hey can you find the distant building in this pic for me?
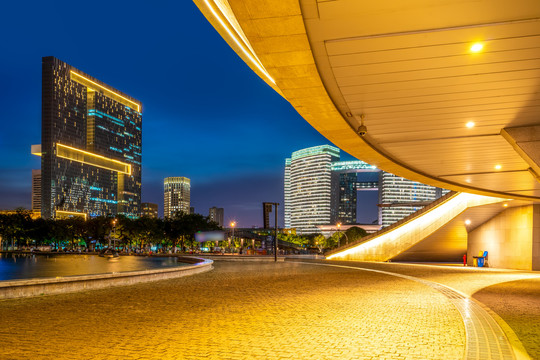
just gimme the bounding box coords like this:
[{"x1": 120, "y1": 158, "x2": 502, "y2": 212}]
[
  {"x1": 263, "y1": 202, "x2": 273, "y2": 229},
  {"x1": 37, "y1": 56, "x2": 142, "y2": 219},
  {"x1": 284, "y1": 145, "x2": 340, "y2": 234},
  {"x1": 141, "y1": 202, "x2": 158, "y2": 218},
  {"x1": 209, "y1": 207, "x2": 224, "y2": 227},
  {"x1": 31, "y1": 169, "x2": 41, "y2": 215},
  {"x1": 164, "y1": 177, "x2": 190, "y2": 218},
  {"x1": 285, "y1": 145, "x2": 446, "y2": 233},
  {"x1": 378, "y1": 172, "x2": 448, "y2": 227}
]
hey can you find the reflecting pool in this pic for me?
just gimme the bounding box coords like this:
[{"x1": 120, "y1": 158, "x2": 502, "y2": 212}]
[{"x1": 0, "y1": 253, "x2": 188, "y2": 281}]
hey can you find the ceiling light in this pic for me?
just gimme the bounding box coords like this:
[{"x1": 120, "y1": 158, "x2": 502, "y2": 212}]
[
  {"x1": 470, "y1": 43, "x2": 483, "y2": 53},
  {"x1": 503, "y1": 203, "x2": 508, "y2": 207},
  {"x1": 495, "y1": 164, "x2": 502, "y2": 170},
  {"x1": 465, "y1": 219, "x2": 471, "y2": 225},
  {"x1": 466, "y1": 121, "x2": 475, "y2": 128}
]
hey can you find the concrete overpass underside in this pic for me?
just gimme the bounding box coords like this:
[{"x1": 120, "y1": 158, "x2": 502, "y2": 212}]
[{"x1": 194, "y1": 0, "x2": 540, "y2": 269}]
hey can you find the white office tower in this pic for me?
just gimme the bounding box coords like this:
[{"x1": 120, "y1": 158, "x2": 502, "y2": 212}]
[
  {"x1": 379, "y1": 172, "x2": 442, "y2": 227},
  {"x1": 285, "y1": 145, "x2": 340, "y2": 234}
]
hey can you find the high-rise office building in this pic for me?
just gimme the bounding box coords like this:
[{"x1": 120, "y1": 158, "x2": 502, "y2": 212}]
[
  {"x1": 283, "y1": 158, "x2": 291, "y2": 228},
  {"x1": 285, "y1": 145, "x2": 445, "y2": 232},
  {"x1": 141, "y1": 202, "x2": 158, "y2": 219},
  {"x1": 164, "y1": 177, "x2": 190, "y2": 218},
  {"x1": 331, "y1": 161, "x2": 378, "y2": 225},
  {"x1": 31, "y1": 169, "x2": 42, "y2": 215},
  {"x1": 378, "y1": 172, "x2": 445, "y2": 227},
  {"x1": 209, "y1": 207, "x2": 224, "y2": 227},
  {"x1": 284, "y1": 145, "x2": 340, "y2": 234},
  {"x1": 39, "y1": 57, "x2": 142, "y2": 219}
]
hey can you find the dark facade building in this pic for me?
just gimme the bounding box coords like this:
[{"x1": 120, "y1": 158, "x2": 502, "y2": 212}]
[
  {"x1": 41, "y1": 57, "x2": 142, "y2": 219},
  {"x1": 141, "y1": 202, "x2": 158, "y2": 219},
  {"x1": 209, "y1": 206, "x2": 224, "y2": 227},
  {"x1": 31, "y1": 169, "x2": 42, "y2": 215}
]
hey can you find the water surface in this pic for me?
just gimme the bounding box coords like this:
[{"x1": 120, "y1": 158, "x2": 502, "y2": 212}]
[{"x1": 0, "y1": 253, "x2": 188, "y2": 281}]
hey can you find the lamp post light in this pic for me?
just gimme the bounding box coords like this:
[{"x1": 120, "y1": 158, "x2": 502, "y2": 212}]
[
  {"x1": 336, "y1": 222, "x2": 341, "y2": 248},
  {"x1": 109, "y1": 218, "x2": 117, "y2": 249},
  {"x1": 230, "y1": 221, "x2": 236, "y2": 253}
]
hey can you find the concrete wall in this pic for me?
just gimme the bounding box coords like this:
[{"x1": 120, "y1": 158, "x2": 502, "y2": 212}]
[{"x1": 468, "y1": 205, "x2": 540, "y2": 270}]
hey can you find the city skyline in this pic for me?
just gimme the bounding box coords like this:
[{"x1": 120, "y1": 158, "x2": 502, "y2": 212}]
[{"x1": 0, "y1": 1, "x2": 336, "y2": 226}]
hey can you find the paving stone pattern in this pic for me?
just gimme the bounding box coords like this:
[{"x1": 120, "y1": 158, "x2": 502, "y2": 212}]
[
  {"x1": 0, "y1": 261, "x2": 465, "y2": 360},
  {"x1": 473, "y1": 278, "x2": 540, "y2": 360}
]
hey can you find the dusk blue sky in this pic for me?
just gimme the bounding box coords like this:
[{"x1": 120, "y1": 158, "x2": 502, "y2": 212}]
[{"x1": 0, "y1": 0, "x2": 379, "y2": 226}]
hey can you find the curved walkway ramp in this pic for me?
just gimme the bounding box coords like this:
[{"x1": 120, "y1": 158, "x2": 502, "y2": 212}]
[{"x1": 327, "y1": 192, "x2": 507, "y2": 262}]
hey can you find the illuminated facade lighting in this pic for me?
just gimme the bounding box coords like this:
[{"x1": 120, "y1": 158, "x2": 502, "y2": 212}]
[
  {"x1": 202, "y1": 0, "x2": 276, "y2": 85},
  {"x1": 70, "y1": 71, "x2": 141, "y2": 112},
  {"x1": 326, "y1": 193, "x2": 505, "y2": 261},
  {"x1": 56, "y1": 143, "x2": 131, "y2": 175},
  {"x1": 470, "y1": 43, "x2": 484, "y2": 53},
  {"x1": 41, "y1": 57, "x2": 142, "y2": 219},
  {"x1": 56, "y1": 210, "x2": 88, "y2": 220},
  {"x1": 164, "y1": 177, "x2": 191, "y2": 218}
]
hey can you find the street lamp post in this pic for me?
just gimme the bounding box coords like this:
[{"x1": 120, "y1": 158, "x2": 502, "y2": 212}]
[{"x1": 230, "y1": 221, "x2": 236, "y2": 253}]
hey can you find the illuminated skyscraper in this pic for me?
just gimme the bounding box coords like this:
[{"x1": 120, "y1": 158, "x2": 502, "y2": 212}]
[
  {"x1": 164, "y1": 177, "x2": 190, "y2": 218},
  {"x1": 378, "y1": 172, "x2": 446, "y2": 227},
  {"x1": 285, "y1": 145, "x2": 340, "y2": 234},
  {"x1": 209, "y1": 206, "x2": 224, "y2": 227},
  {"x1": 39, "y1": 57, "x2": 142, "y2": 219}
]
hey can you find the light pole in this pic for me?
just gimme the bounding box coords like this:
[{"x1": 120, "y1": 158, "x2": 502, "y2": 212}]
[
  {"x1": 109, "y1": 218, "x2": 117, "y2": 249},
  {"x1": 336, "y1": 222, "x2": 341, "y2": 248},
  {"x1": 336, "y1": 222, "x2": 348, "y2": 248},
  {"x1": 230, "y1": 221, "x2": 236, "y2": 253}
]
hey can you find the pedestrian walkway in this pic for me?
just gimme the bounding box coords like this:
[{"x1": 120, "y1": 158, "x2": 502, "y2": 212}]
[{"x1": 0, "y1": 260, "x2": 537, "y2": 359}]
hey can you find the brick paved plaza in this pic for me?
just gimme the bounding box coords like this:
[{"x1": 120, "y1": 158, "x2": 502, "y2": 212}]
[{"x1": 0, "y1": 260, "x2": 538, "y2": 359}]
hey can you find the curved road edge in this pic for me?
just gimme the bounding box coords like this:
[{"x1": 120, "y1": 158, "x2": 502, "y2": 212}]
[{"x1": 0, "y1": 257, "x2": 213, "y2": 300}]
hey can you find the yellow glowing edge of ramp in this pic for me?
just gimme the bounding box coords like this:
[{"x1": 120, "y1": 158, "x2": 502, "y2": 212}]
[
  {"x1": 326, "y1": 192, "x2": 506, "y2": 261},
  {"x1": 70, "y1": 71, "x2": 141, "y2": 112},
  {"x1": 56, "y1": 143, "x2": 131, "y2": 175},
  {"x1": 56, "y1": 210, "x2": 88, "y2": 220}
]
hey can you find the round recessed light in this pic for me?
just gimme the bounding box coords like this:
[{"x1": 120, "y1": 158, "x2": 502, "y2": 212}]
[
  {"x1": 503, "y1": 203, "x2": 508, "y2": 207},
  {"x1": 465, "y1": 219, "x2": 471, "y2": 225},
  {"x1": 495, "y1": 164, "x2": 502, "y2": 170},
  {"x1": 466, "y1": 121, "x2": 475, "y2": 128},
  {"x1": 470, "y1": 43, "x2": 483, "y2": 53}
]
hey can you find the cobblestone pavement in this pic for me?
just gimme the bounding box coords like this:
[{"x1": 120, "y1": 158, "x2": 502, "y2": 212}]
[
  {"x1": 473, "y1": 278, "x2": 540, "y2": 360},
  {"x1": 0, "y1": 261, "x2": 466, "y2": 360},
  {"x1": 320, "y1": 260, "x2": 540, "y2": 360}
]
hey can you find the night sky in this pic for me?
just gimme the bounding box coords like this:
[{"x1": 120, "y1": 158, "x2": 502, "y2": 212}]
[{"x1": 0, "y1": 0, "x2": 379, "y2": 226}]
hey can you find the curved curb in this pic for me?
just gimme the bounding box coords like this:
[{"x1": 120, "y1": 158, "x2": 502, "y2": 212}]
[
  {"x1": 0, "y1": 258, "x2": 213, "y2": 300},
  {"x1": 294, "y1": 261, "x2": 525, "y2": 360}
]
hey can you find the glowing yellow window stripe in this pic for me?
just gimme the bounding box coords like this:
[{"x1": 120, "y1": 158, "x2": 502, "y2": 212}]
[
  {"x1": 56, "y1": 210, "x2": 88, "y2": 220},
  {"x1": 56, "y1": 143, "x2": 131, "y2": 175},
  {"x1": 70, "y1": 71, "x2": 141, "y2": 112}
]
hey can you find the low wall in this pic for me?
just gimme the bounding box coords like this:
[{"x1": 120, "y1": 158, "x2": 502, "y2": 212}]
[
  {"x1": 0, "y1": 257, "x2": 213, "y2": 300},
  {"x1": 468, "y1": 205, "x2": 539, "y2": 270}
]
